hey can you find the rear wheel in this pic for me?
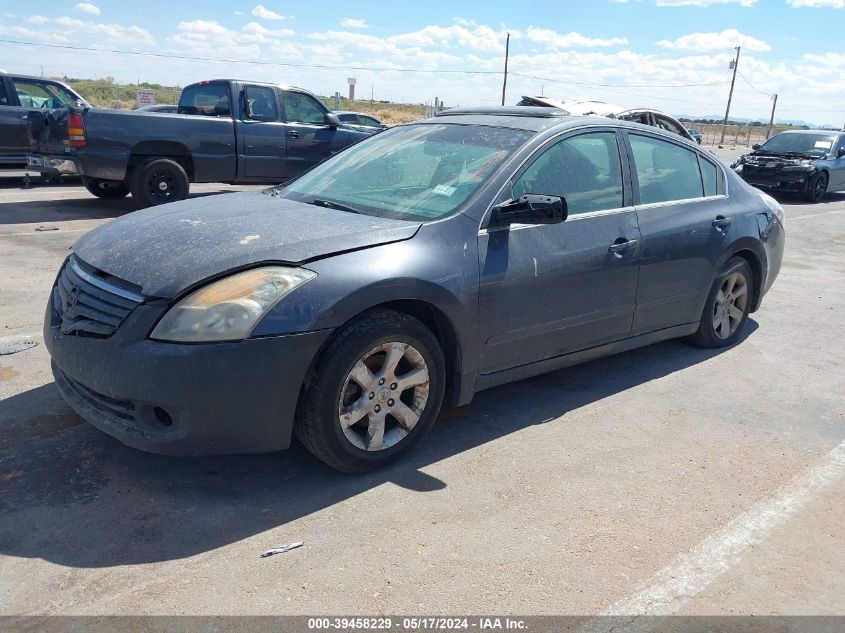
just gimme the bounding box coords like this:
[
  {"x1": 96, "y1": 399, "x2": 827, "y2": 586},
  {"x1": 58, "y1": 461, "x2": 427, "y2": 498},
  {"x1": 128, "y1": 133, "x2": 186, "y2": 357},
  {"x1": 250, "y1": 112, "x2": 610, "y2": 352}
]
[
  {"x1": 804, "y1": 171, "x2": 828, "y2": 203},
  {"x1": 82, "y1": 177, "x2": 129, "y2": 199},
  {"x1": 295, "y1": 310, "x2": 445, "y2": 473},
  {"x1": 691, "y1": 257, "x2": 754, "y2": 349},
  {"x1": 130, "y1": 158, "x2": 189, "y2": 207}
]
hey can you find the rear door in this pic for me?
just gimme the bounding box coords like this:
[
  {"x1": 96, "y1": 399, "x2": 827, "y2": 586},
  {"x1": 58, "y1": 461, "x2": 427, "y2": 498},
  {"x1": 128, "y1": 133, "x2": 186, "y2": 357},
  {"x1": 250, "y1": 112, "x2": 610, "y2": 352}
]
[
  {"x1": 281, "y1": 90, "x2": 339, "y2": 178},
  {"x1": 477, "y1": 128, "x2": 641, "y2": 373},
  {"x1": 0, "y1": 77, "x2": 28, "y2": 165},
  {"x1": 626, "y1": 131, "x2": 732, "y2": 333},
  {"x1": 829, "y1": 135, "x2": 845, "y2": 191},
  {"x1": 236, "y1": 84, "x2": 287, "y2": 181}
]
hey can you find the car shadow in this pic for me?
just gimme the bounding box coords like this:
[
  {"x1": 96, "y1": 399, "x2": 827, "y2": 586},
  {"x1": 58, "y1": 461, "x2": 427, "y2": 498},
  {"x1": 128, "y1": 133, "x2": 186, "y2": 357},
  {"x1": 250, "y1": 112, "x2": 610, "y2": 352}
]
[{"x1": 0, "y1": 321, "x2": 758, "y2": 568}]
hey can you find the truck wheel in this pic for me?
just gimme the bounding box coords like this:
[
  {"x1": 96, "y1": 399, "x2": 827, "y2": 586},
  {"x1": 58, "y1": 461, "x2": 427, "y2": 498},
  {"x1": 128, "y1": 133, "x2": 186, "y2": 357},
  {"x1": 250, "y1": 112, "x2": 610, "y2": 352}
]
[
  {"x1": 130, "y1": 158, "x2": 189, "y2": 207},
  {"x1": 82, "y1": 177, "x2": 129, "y2": 199}
]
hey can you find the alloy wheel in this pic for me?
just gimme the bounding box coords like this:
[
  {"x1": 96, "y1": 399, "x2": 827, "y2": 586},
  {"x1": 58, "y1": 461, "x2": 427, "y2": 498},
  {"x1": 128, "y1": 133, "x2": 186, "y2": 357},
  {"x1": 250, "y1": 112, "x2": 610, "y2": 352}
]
[
  {"x1": 713, "y1": 272, "x2": 748, "y2": 340},
  {"x1": 337, "y1": 341, "x2": 430, "y2": 451}
]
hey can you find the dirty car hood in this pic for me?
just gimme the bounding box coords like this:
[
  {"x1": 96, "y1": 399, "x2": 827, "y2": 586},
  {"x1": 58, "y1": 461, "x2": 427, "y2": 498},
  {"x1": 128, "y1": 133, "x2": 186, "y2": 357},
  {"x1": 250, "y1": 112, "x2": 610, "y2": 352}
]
[{"x1": 73, "y1": 191, "x2": 422, "y2": 298}]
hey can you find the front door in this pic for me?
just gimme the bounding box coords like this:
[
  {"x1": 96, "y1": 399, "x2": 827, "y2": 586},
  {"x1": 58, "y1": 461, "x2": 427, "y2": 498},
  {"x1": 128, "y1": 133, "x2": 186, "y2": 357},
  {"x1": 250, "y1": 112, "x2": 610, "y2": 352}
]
[
  {"x1": 477, "y1": 129, "x2": 641, "y2": 374},
  {"x1": 237, "y1": 84, "x2": 287, "y2": 180},
  {"x1": 281, "y1": 90, "x2": 338, "y2": 179}
]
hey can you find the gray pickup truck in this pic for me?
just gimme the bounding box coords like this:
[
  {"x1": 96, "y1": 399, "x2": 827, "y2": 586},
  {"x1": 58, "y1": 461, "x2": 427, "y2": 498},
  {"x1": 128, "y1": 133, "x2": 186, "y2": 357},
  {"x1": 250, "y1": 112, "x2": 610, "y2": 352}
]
[{"x1": 27, "y1": 79, "x2": 375, "y2": 206}]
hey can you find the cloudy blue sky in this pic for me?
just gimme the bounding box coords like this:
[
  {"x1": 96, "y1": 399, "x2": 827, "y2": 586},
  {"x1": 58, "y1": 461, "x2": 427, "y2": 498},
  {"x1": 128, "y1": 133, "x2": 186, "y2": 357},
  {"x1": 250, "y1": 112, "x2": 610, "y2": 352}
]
[{"x1": 1, "y1": 0, "x2": 843, "y2": 125}]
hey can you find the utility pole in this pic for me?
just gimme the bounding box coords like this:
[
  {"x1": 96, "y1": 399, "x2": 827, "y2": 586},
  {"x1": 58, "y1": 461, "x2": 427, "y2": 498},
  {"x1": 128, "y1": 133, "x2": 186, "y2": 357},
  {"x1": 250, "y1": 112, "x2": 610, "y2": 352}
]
[
  {"x1": 501, "y1": 32, "x2": 510, "y2": 106},
  {"x1": 766, "y1": 93, "x2": 778, "y2": 140},
  {"x1": 720, "y1": 46, "x2": 741, "y2": 145}
]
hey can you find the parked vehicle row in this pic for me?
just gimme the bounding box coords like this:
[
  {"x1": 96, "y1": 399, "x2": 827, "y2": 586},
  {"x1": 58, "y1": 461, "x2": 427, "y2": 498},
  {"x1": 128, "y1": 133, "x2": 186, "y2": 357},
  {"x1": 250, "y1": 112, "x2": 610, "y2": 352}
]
[
  {"x1": 0, "y1": 71, "x2": 89, "y2": 168},
  {"x1": 45, "y1": 106, "x2": 784, "y2": 472},
  {"x1": 26, "y1": 79, "x2": 379, "y2": 206}
]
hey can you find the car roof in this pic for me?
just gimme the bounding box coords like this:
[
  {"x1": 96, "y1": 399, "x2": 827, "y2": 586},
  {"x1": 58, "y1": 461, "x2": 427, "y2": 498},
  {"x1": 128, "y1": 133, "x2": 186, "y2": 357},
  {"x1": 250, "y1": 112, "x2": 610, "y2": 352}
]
[
  {"x1": 192, "y1": 79, "x2": 313, "y2": 93},
  {"x1": 416, "y1": 106, "x2": 706, "y2": 144},
  {"x1": 773, "y1": 129, "x2": 842, "y2": 136}
]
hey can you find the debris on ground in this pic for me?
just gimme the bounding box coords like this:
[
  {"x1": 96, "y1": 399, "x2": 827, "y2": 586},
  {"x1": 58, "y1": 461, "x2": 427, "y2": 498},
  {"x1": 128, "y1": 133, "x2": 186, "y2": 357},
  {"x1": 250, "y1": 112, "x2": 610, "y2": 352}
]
[
  {"x1": 0, "y1": 341, "x2": 38, "y2": 356},
  {"x1": 260, "y1": 542, "x2": 304, "y2": 558},
  {"x1": 34, "y1": 225, "x2": 59, "y2": 232}
]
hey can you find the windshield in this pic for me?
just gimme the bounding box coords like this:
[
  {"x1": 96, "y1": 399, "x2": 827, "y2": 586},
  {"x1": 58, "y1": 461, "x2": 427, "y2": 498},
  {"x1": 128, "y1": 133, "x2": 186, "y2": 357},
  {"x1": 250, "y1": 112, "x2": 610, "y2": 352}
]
[
  {"x1": 279, "y1": 124, "x2": 532, "y2": 221},
  {"x1": 758, "y1": 132, "x2": 836, "y2": 157}
]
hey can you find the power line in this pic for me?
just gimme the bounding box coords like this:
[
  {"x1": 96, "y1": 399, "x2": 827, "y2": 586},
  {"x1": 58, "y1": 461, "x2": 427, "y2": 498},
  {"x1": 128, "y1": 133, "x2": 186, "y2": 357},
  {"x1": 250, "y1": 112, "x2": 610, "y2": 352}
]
[
  {"x1": 736, "y1": 68, "x2": 773, "y2": 97},
  {"x1": 0, "y1": 37, "x2": 737, "y2": 91}
]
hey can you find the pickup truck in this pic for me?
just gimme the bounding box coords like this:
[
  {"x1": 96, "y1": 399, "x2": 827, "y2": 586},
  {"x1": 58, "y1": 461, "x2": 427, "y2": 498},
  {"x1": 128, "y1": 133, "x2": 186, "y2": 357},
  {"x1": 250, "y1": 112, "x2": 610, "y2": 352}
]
[
  {"x1": 27, "y1": 79, "x2": 376, "y2": 206},
  {"x1": 1, "y1": 71, "x2": 90, "y2": 169}
]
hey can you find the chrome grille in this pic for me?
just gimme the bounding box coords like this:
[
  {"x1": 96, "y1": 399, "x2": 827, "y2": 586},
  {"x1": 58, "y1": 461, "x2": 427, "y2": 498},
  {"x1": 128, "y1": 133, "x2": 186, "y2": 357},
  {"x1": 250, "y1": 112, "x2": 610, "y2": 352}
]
[{"x1": 54, "y1": 257, "x2": 143, "y2": 337}]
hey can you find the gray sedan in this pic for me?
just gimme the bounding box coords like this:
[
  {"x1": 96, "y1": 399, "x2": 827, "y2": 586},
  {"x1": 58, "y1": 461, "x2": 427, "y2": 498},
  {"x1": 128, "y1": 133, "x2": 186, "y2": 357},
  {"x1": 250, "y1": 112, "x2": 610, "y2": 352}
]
[{"x1": 44, "y1": 106, "x2": 785, "y2": 472}]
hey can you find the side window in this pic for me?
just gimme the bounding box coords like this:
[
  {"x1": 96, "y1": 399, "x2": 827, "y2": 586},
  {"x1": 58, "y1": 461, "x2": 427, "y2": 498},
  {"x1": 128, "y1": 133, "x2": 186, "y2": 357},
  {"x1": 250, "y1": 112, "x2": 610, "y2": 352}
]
[
  {"x1": 358, "y1": 115, "x2": 380, "y2": 127},
  {"x1": 283, "y1": 92, "x2": 327, "y2": 124},
  {"x1": 178, "y1": 83, "x2": 231, "y2": 116},
  {"x1": 0, "y1": 80, "x2": 8, "y2": 105},
  {"x1": 655, "y1": 115, "x2": 686, "y2": 137},
  {"x1": 629, "y1": 134, "x2": 704, "y2": 204},
  {"x1": 244, "y1": 85, "x2": 278, "y2": 122},
  {"x1": 13, "y1": 79, "x2": 76, "y2": 109},
  {"x1": 699, "y1": 156, "x2": 719, "y2": 197},
  {"x1": 338, "y1": 113, "x2": 356, "y2": 122},
  {"x1": 512, "y1": 131, "x2": 624, "y2": 215}
]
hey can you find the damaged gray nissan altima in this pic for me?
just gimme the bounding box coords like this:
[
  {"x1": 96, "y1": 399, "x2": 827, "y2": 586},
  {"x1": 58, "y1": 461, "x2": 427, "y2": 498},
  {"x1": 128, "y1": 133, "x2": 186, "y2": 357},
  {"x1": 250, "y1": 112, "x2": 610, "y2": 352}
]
[{"x1": 45, "y1": 106, "x2": 785, "y2": 472}]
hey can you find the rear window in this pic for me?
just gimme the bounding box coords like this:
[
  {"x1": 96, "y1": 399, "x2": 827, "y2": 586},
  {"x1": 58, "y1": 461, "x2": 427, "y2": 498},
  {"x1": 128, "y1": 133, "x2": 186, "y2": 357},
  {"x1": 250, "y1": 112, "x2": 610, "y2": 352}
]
[{"x1": 178, "y1": 83, "x2": 231, "y2": 117}]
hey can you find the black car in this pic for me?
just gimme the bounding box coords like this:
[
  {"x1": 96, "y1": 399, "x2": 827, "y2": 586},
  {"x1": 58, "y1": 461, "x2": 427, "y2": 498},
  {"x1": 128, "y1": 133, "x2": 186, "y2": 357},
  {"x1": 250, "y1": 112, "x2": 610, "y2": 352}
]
[
  {"x1": 0, "y1": 72, "x2": 89, "y2": 168},
  {"x1": 732, "y1": 129, "x2": 845, "y2": 202},
  {"x1": 45, "y1": 107, "x2": 785, "y2": 472}
]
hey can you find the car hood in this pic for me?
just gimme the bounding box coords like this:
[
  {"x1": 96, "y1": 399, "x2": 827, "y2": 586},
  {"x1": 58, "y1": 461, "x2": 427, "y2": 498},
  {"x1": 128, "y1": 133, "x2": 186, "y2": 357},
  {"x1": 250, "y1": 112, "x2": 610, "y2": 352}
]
[{"x1": 73, "y1": 191, "x2": 422, "y2": 298}]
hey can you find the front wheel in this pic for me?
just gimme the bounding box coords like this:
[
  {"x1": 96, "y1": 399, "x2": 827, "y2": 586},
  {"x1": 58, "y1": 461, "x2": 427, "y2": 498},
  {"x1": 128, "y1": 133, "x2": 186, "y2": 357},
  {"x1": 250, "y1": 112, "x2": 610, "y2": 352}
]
[
  {"x1": 690, "y1": 257, "x2": 754, "y2": 349},
  {"x1": 82, "y1": 177, "x2": 129, "y2": 199},
  {"x1": 130, "y1": 158, "x2": 189, "y2": 207},
  {"x1": 804, "y1": 171, "x2": 828, "y2": 203},
  {"x1": 295, "y1": 310, "x2": 445, "y2": 473}
]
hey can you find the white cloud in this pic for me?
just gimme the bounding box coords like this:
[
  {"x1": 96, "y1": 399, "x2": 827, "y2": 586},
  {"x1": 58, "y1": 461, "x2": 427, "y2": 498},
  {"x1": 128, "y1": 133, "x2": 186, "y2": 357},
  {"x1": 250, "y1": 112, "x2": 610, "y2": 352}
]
[
  {"x1": 251, "y1": 5, "x2": 287, "y2": 20},
  {"x1": 655, "y1": 0, "x2": 756, "y2": 5},
  {"x1": 656, "y1": 28, "x2": 770, "y2": 52},
  {"x1": 25, "y1": 14, "x2": 153, "y2": 44},
  {"x1": 341, "y1": 18, "x2": 368, "y2": 29},
  {"x1": 74, "y1": 2, "x2": 100, "y2": 15},
  {"x1": 525, "y1": 27, "x2": 628, "y2": 48},
  {"x1": 787, "y1": 0, "x2": 844, "y2": 6}
]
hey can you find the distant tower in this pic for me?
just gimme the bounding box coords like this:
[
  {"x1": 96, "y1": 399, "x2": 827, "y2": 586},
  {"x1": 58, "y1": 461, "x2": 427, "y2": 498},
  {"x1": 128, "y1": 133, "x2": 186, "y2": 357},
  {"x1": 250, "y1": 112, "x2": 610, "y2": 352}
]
[{"x1": 347, "y1": 78, "x2": 357, "y2": 101}]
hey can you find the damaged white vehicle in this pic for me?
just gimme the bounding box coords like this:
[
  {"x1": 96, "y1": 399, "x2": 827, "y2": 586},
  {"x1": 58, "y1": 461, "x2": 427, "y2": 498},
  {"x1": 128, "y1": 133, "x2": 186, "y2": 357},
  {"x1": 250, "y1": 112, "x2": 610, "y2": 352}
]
[{"x1": 517, "y1": 96, "x2": 696, "y2": 143}]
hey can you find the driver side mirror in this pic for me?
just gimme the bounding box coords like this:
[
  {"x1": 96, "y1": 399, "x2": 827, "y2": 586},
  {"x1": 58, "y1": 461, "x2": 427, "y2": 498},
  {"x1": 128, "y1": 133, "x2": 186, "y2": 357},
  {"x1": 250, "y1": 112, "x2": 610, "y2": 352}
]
[
  {"x1": 325, "y1": 112, "x2": 341, "y2": 128},
  {"x1": 751, "y1": 144, "x2": 761, "y2": 150},
  {"x1": 492, "y1": 194, "x2": 567, "y2": 227}
]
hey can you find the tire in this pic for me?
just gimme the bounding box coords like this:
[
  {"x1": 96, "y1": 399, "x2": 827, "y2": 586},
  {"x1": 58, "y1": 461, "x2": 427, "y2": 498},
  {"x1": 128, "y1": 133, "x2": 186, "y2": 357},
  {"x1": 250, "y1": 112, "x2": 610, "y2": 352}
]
[
  {"x1": 295, "y1": 310, "x2": 446, "y2": 473},
  {"x1": 129, "y1": 158, "x2": 189, "y2": 207},
  {"x1": 82, "y1": 177, "x2": 129, "y2": 199},
  {"x1": 804, "y1": 171, "x2": 828, "y2": 203},
  {"x1": 691, "y1": 257, "x2": 754, "y2": 349}
]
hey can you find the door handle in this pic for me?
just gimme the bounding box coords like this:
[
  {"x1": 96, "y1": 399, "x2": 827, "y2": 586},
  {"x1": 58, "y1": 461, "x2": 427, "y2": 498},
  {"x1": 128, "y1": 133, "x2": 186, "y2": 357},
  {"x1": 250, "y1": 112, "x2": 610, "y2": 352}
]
[
  {"x1": 287, "y1": 130, "x2": 299, "y2": 139},
  {"x1": 712, "y1": 216, "x2": 733, "y2": 229},
  {"x1": 608, "y1": 238, "x2": 638, "y2": 255}
]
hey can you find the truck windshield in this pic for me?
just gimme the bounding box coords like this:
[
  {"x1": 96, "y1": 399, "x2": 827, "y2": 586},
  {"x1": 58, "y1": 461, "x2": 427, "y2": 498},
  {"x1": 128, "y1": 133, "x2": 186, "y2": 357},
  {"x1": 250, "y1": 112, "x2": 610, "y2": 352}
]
[
  {"x1": 759, "y1": 133, "x2": 836, "y2": 157},
  {"x1": 178, "y1": 83, "x2": 231, "y2": 117},
  {"x1": 278, "y1": 124, "x2": 532, "y2": 221}
]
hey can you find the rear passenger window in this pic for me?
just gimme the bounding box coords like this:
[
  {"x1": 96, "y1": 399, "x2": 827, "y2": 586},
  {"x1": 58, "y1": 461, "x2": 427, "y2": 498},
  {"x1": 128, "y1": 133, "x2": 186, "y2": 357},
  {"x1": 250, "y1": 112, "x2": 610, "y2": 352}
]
[
  {"x1": 0, "y1": 81, "x2": 8, "y2": 105},
  {"x1": 629, "y1": 134, "x2": 703, "y2": 204},
  {"x1": 512, "y1": 131, "x2": 624, "y2": 215},
  {"x1": 699, "y1": 156, "x2": 719, "y2": 197}
]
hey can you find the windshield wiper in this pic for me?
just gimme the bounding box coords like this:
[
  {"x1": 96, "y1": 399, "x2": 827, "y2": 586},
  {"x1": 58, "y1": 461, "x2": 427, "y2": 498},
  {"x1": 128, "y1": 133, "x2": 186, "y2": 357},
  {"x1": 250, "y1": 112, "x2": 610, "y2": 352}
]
[{"x1": 311, "y1": 198, "x2": 364, "y2": 214}]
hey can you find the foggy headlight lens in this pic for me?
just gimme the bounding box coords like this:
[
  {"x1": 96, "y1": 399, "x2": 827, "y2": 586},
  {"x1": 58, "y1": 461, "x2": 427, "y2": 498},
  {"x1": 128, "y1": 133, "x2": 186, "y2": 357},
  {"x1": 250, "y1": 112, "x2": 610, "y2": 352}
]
[{"x1": 151, "y1": 266, "x2": 316, "y2": 342}]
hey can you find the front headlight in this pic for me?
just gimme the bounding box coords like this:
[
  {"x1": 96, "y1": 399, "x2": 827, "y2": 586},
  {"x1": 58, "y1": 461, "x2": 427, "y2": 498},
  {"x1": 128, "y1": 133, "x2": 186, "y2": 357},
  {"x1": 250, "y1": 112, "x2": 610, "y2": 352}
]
[
  {"x1": 780, "y1": 164, "x2": 816, "y2": 173},
  {"x1": 151, "y1": 266, "x2": 316, "y2": 342}
]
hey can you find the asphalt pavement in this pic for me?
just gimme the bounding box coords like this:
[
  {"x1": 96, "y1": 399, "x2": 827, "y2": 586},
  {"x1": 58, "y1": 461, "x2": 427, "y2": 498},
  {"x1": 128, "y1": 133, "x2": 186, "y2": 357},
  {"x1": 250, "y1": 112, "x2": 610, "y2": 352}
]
[{"x1": 0, "y1": 154, "x2": 843, "y2": 616}]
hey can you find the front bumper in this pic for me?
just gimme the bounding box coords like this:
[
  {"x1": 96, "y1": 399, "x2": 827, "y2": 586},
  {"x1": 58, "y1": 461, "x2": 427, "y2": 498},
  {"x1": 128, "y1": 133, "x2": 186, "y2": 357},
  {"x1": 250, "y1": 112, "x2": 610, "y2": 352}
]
[
  {"x1": 27, "y1": 154, "x2": 81, "y2": 176},
  {"x1": 738, "y1": 170, "x2": 813, "y2": 193},
  {"x1": 45, "y1": 295, "x2": 332, "y2": 456}
]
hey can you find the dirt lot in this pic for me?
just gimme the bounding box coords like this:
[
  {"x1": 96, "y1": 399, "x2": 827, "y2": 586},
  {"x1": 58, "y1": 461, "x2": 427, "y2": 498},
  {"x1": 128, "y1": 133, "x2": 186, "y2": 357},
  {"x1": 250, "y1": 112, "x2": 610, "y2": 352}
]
[{"x1": 1, "y1": 153, "x2": 843, "y2": 616}]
